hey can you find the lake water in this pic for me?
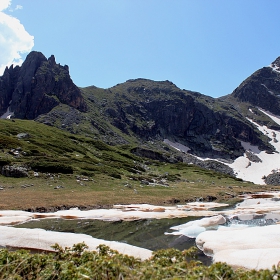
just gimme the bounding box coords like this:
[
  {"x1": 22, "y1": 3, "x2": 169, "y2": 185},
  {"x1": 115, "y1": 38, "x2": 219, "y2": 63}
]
[
  {"x1": 15, "y1": 216, "x2": 212, "y2": 264},
  {"x1": 12, "y1": 192, "x2": 280, "y2": 268}
]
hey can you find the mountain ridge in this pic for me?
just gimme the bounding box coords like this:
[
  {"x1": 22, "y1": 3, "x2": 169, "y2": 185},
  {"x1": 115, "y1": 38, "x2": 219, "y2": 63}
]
[{"x1": 1, "y1": 51, "x2": 280, "y2": 184}]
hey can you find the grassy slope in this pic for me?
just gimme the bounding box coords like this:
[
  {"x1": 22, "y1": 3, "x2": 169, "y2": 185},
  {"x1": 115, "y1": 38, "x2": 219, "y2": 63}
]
[{"x1": 0, "y1": 119, "x2": 276, "y2": 210}]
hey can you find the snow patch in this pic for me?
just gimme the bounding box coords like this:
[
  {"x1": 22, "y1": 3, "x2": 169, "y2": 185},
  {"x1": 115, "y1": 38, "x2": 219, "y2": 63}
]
[
  {"x1": 261, "y1": 83, "x2": 274, "y2": 95},
  {"x1": 196, "y1": 225, "x2": 280, "y2": 270},
  {"x1": 0, "y1": 203, "x2": 229, "y2": 226},
  {"x1": 227, "y1": 119, "x2": 280, "y2": 184},
  {"x1": 0, "y1": 226, "x2": 152, "y2": 260},
  {"x1": 219, "y1": 109, "x2": 280, "y2": 184},
  {"x1": 164, "y1": 108, "x2": 280, "y2": 185},
  {"x1": 269, "y1": 63, "x2": 280, "y2": 73},
  {"x1": 170, "y1": 192, "x2": 280, "y2": 270},
  {"x1": 1, "y1": 192, "x2": 280, "y2": 269},
  {"x1": 0, "y1": 105, "x2": 14, "y2": 119},
  {"x1": 258, "y1": 107, "x2": 280, "y2": 125},
  {"x1": 163, "y1": 139, "x2": 190, "y2": 153},
  {"x1": 163, "y1": 139, "x2": 220, "y2": 162},
  {"x1": 166, "y1": 215, "x2": 226, "y2": 238}
]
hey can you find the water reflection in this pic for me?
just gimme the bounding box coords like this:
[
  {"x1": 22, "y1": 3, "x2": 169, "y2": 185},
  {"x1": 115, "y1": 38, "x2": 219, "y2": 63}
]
[
  {"x1": 15, "y1": 217, "x2": 212, "y2": 265},
  {"x1": 13, "y1": 192, "x2": 280, "y2": 268}
]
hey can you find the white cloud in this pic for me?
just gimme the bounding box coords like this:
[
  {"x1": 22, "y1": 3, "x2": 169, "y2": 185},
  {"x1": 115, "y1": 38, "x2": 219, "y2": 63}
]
[
  {"x1": 0, "y1": 0, "x2": 11, "y2": 11},
  {"x1": 0, "y1": 0, "x2": 34, "y2": 74},
  {"x1": 15, "y1": 5, "x2": 23, "y2": 10}
]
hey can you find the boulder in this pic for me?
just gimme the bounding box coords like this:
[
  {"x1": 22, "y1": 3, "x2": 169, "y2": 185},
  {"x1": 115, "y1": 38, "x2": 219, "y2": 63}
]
[{"x1": 1, "y1": 165, "x2": 28, "y2": 177}]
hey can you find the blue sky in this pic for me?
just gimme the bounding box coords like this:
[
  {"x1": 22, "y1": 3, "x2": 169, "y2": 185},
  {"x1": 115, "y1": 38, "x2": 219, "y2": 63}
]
[{"x1": 1, "y1": 1, "x2": 280, "y2": 97}]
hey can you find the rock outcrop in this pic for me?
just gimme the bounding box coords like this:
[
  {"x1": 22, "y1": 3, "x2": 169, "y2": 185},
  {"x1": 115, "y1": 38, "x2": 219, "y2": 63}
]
[
  {"x1": 264, "y1": 172, "x2": 280, "y2": 185},
  {"x1": 1, "y1": 165, "x2": 29, "y2": 177},
  {"x1": 0, "y1": 51, "x2": 87, "y2": 119}
]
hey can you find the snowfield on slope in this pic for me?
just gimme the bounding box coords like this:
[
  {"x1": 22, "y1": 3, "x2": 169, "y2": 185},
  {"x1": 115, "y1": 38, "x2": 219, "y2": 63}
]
[
  {"x1": 164, "y1": 109, "x2": 280, "y2": 185},
  {"x1": 227, "y1": 109, "x2": 280, "y2": 185}
]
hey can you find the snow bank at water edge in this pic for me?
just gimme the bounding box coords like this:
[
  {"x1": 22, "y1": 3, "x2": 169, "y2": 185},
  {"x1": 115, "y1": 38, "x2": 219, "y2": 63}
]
[
  {"x1": 0, "y1": 202, "x2": 229, "y2": 225},
  {"x1": 167, "y1": 192, "x2": 280, "y2": 270},
  {"x1": 0, "y1": 226, "x2": 152, "y2": 260},
  {"x1": 196, "y1": 224, "x2": 280, "y2": 270}
]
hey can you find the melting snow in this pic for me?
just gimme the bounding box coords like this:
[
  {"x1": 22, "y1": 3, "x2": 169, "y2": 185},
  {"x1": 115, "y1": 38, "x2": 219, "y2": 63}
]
[
  {"x1": 1, "y1": 192, "x2": 280, "y2": 268},
  {"x1": 227, "y1": 110, "x2": 280, "y2": 184},
  {"x1": 0, "y1": 203, "x2": 228, "y2": 260},
  {"x1": 168, "y1": 192, "x2": 280, "y2": 270},
  {"x1": 165, "y1": 215, "x2": 226, "y2": 238},
  {"x1": 196, "y1": 225, "x2": 280, "y2": 270},
  {"x1": 0, "y1": 203, "x2": 229, "y2": 226},
  {"x1": 0, "y1": 105, "x2": 14, "y2": 119},
  {"x1": 0, "y1": 226, "x2": 152, "y2": 260}
]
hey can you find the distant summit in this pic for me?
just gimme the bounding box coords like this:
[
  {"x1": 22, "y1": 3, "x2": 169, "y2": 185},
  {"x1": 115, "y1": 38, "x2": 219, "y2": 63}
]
[
  {"x1": 227, "y1": 57, "x2": 280, "y2": 117},
  {"x1": 271, "y1": 56, "x2": 280, "y2": 71}
]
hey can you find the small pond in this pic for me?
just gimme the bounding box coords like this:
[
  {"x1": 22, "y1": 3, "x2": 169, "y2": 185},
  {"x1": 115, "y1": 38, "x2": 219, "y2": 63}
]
[{"x1": 15, "y1": 216, "x2": 212, "y2": 264}]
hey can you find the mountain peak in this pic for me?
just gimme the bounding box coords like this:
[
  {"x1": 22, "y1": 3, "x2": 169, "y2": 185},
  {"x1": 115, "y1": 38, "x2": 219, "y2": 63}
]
[
  {"x1": 0, "y1": 51, "x2": 87, "y2": 119},
  {"x1": 48, "y1": 54, "x2": 56, "y2": 66},
  {"x1": 270, "y1": 56, "x2": 280, "y2": 71}
]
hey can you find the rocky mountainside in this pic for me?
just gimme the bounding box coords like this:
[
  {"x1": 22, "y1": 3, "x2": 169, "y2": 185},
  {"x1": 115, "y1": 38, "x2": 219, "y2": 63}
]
[
  {"x1": 221, "y1": 57, "x2": 280, "y2": 129},
  {"x1": 229, "y1": 57, "x2": 280, "y2": 114},
  {"x1": 2, "y1": 51, "x2": 280, "y2": 184},
  {"x1": 81, "y1": 79, "x2": 272, "y2": 160}
]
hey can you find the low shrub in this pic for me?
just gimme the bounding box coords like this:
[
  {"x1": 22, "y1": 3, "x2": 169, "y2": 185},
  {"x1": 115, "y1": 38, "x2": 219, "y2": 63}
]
[
  {"x1": 29, "y1": 161, "x2": 73, "y2": 174},
  {"x1": 0, "y1": 244, "x2": 279, "y2": 279}
]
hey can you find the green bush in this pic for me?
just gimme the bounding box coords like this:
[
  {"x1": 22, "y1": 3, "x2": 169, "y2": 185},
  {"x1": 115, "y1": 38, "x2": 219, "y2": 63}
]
[
  {"x1": 0, "y1": 244, "x2": 279, "y2": 279},
  {"x1": 29, "y1": 161, "x2": 73, "y2": 174}
]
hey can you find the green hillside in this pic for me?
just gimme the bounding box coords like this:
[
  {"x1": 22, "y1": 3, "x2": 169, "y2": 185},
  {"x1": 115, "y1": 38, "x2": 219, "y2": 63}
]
[{"x1": 0, "y1": 119, "x2": 272, "y2": 210}]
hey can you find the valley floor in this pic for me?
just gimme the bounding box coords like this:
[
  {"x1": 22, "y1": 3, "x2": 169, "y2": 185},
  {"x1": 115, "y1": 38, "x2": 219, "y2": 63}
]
[{"x1": 0, "y1": 174, "x2": 277, "y2": 211}]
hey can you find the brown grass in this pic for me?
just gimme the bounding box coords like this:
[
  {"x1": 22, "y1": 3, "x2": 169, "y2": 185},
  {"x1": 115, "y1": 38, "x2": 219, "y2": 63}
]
[{"x1": 0, "y1": 173, "x2": 278, "y2": 210}]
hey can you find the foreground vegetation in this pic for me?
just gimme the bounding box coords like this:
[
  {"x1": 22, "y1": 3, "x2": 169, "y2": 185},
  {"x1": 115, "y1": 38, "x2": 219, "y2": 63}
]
[{"x1": 0, "y1": 243, "x2": 279, "y2": 280}]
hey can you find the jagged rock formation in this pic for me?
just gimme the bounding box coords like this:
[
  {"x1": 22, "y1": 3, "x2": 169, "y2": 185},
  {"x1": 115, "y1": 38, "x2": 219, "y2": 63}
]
[{"x1": 0, "y1": 51, "x2": 87, "y2": 119}]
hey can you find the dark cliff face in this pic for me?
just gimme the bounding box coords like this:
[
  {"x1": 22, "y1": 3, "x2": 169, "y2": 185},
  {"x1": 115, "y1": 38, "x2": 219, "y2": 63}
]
[{"x1": 0, "y1": 51, "x2": 87, "y2": 119}]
